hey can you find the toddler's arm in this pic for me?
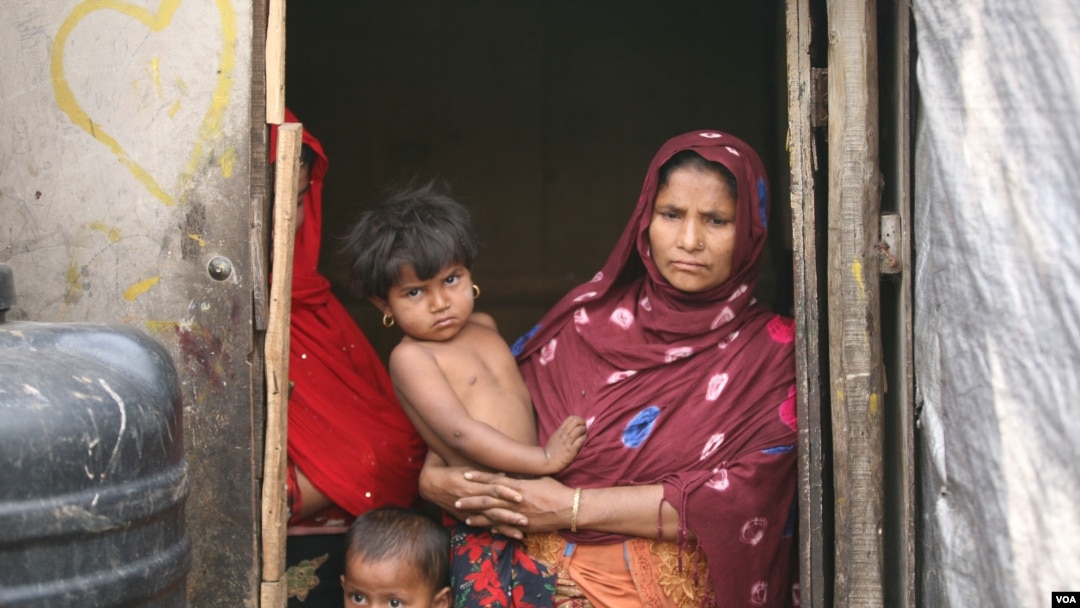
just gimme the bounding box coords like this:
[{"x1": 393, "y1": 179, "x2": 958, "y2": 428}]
[{"x1": 390, "y1": 343, "x2": 585, "y2": 476}]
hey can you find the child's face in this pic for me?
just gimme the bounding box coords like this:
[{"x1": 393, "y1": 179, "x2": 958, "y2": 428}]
[
  {"x1": 341, "y1": 554, "x2": 450, "y2": 608},
  {"x1": 370, "y1": 263, "x2": 476, "y2": 343}
]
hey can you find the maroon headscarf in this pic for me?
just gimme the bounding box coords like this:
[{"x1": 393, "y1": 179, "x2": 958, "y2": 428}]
[
  {"x1": 517, "y1": 131, "x2": 798, "y2": 606},
  {"x1": 271, "y1": 110, "x2": 426, "y2": 518}
]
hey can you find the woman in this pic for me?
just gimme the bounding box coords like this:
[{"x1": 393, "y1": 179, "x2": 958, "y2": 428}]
[
  {"x1": 270, "y1": 111, "x2": 428, "y2": 606},
  {"x1": 420, "y1": 130, "x2": 798, "y2": 608}
]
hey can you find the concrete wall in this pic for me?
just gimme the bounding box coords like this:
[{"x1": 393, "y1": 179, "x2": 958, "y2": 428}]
[
  {"x1": 284, "y1": 0, "x2": 791, "y2": 360},
  {"x1": 0, "y1": 2, "x2": 258, "y2": 606}
]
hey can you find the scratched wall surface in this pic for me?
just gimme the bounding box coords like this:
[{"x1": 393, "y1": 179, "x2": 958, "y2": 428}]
[{"x1": 0, "y1": 1, "x2": 257, "y2": 606}]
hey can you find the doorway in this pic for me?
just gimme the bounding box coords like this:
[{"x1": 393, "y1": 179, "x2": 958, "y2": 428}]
[{"x1": 283, "y1": 1, "x2": 790, "y2": 358}]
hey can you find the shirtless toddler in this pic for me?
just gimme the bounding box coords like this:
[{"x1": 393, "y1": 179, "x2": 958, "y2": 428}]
[{"x1": 344, "y1": 182, "x2": 586, "y2": 478}]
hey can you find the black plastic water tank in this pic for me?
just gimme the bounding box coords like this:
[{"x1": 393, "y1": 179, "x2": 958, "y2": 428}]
[{"x1": 0, "y1": 267, "x2": 190, "y2": 606}]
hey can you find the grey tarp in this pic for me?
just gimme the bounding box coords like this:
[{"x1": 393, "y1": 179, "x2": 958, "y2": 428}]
[{"x1": 913, "y1": 1, "x2": 1080, "y2": 605}]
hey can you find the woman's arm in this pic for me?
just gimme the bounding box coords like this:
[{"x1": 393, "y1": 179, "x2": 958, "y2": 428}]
[
  {"x1": 459, "y1": 472, "x2": 690, "y2": 541},
  {"x1": 419, "y1": 455, "x2": 689, "y2": 542}
]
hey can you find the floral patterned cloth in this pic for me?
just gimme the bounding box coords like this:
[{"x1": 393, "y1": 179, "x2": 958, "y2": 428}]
[
  {"x1": 284, "y1": 533, "x2": 345, "y2": 607},
  {"x1": 515, "y1": 131, "x2": 798, "y2": 607},
  {"x1": 448, "y1": 523, "x2": 555, "y2": 608}
]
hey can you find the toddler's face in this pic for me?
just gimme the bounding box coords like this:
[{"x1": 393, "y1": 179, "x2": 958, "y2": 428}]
[
  {"x1": 370, "y1": 263, "x2": 476, "y2": 343},
  {"x1": 341, "y1": 554, "x2": 448, "y2": 608}
]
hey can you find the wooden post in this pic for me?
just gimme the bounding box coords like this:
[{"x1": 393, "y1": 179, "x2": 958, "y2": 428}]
[
  {"x1": 260, "y1": 123, "x2": 302, "y2": 608},
  {"x1": 786, "y1": 1, "x2": 827, "y2": 606},
  {"x1": 827, "y1": 0, "x2": 885, "y2": 606},
  {"x1": 265, "y1": 0, "x2": 286, "y2": 124},
  {"x1": 885, "y1": 2, "x2": 916, "y2": 606}
]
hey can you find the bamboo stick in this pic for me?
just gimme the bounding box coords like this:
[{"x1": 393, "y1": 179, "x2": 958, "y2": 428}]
[
  {"x1": 265, "y1": 0, "x2": 286, "y2": 124},
  {"x1": 260, "y1": 123, "x2": 302, "y2": 606}
]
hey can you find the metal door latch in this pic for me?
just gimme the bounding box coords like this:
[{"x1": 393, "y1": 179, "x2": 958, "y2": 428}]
[{"x1": 877, "y1": 213, "x2": 902, "y2": 274}]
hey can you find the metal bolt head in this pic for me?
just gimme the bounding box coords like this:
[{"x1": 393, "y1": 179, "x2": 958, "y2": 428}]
[{"x1": 207, "y1": 256, "x2": 233, "y2": 281}]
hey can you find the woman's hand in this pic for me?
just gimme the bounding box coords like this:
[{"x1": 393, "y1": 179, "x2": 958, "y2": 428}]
[
  {"x1": 454, "y1": 472, "x2": 575, "y2": 538},
  {"x1": 418, "y1": 453, "x2": 531, "y2": 537},
  {"x1": 453, "y1": 473, "x2": 574, "y2": 535},
  {"x1": 420, "y1": 452, "x2": 683, "y2": 540}
]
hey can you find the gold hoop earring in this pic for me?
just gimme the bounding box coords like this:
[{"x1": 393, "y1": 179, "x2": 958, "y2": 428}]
[
  {"x1": 472, "y1": 284, "x2": 481, "y2": 299},
  {"x1": 382, "y1": 314, "x2": 395, "y2": 328}
]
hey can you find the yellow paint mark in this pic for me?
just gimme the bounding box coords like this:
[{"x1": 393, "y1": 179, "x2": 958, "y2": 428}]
[
  {"x1": 220, "y1": 146, "x2": 236, "y2": 178},
  {"x1": 151, "y1": 56, "x2": 164, "y2": 98},
  {"x1": 187, "y1": 233, "x2": 205, "y2": 247},
  {"x1": 168, "y1": 99, "x2": 181, "y2": 118},
  {"x1": 50, "y1": 0, "x2": 238, "y2": 207},
  {"x1": 852, "y1": 258, "x2": 865, "y2": 294},
  {"x1": 123, "y1": 276, "x2": 160, "y2": 301},
  {"x1": 176, "y1": 0, "x2": 238, "y2": 200},
  {"x1": 64, "y1": 261, "x2": 85, "y2": 304},
  {"x1": 88, "y1": 221, "x2": 122, "y2": 242},
  {"x1": 868, "y1": 393, "x2": 879, "y2": 420},
  {"x1": 836, "y1": 389, "x2": 844, "y2": 402},
  {"x1": 144, "y1": 319, "x2": 178, "y2": 333}
]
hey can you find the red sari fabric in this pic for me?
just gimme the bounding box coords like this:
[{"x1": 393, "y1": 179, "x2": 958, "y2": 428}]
[
  {"x1": 516, "y1": 131, "x2": 798, "y2": 607},
  {"x1": 271, "y1": 111, "x2": 426, "y2": 519}
]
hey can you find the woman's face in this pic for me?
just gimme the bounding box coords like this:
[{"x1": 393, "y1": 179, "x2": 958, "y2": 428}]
[
  {"x1": 647, "y1": 165, "x2": 737, "y2": 293},
  {"x1": 294, "y1": 161, "x2": 311, "y2": 230}
]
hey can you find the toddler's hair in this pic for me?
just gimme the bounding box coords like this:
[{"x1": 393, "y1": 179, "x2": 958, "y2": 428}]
[
  {"x1": 344, "y1": 181, "x2": 478, "y2": 299},
  {"x1": 344, "y1": 506, "x2": 450, "y2": 592}
]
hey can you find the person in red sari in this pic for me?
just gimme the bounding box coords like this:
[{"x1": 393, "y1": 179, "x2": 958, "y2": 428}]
[
  {"x1": 420, "y1": 131, "x2": 798, "y2": 608},
  {"x1": 270, "y1": 110, "x2": 427, "y2": 607}
]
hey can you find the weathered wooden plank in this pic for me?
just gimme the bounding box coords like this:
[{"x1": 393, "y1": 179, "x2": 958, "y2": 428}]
[
  {"x1": 260, "y1": 580, "x2": 286, "y2": 608},
  {"x1": 250, "y1": 3, "x2": 269, "y2": 606},
  {"x1": 827, "y1": 0, "x2": 885, "y2": 605},
  {"x1": 266, "y1": 0, "x2": 286, "y2": 124},
  {"x1": 260, "y1": 123, "x2": 302, "y2": 600},
  {"x1": 785, "y1": 1, "x2": 827, "y2": 606}
]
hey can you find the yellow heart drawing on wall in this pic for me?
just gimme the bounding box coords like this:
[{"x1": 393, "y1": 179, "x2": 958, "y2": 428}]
[{"x1": 51, "y1": 0, "x2": 237, "y2": 207}]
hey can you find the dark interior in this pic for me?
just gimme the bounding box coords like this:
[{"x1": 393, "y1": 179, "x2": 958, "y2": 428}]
[{"x1": 285, "y1": 0, "x2": 790, "y2": 359}]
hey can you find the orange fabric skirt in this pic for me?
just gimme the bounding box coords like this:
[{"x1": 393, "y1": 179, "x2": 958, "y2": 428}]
[{"x1": 522, "y1": 533, "x2": 712, "y2": 608}]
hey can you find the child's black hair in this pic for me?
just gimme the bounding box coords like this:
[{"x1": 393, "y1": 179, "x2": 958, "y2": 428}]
[
  {"x1": 344, "y1": 181, "x2": 478, "y2": 299},
  {"x1": 344, "y1": 506, "x2": 450, "y2": 592}
]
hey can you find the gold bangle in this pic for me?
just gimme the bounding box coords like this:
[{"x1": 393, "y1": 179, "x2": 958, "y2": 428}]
[{"x1": 570, "y1": 487, "x2": 581, "y2": 533}]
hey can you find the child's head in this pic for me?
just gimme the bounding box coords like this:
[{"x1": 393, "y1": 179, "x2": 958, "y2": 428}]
[
  {"x1": 342, "y1": 507, "x2": 450, "y2": 608},
  {"x1": 345, "y1": 181, "x2": 478, "y2": 301}
]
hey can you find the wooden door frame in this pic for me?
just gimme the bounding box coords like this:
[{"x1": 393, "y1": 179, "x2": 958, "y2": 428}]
[
  {"x1": 249, "y1": 1, "x2": 919, "y2": 605},
  {"x1": 785, "y1": 1, "x2": 828, "y2": 606},
  {"x1": 786, "y1": 1, "x2": 915, "y2": 606}
]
